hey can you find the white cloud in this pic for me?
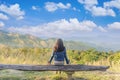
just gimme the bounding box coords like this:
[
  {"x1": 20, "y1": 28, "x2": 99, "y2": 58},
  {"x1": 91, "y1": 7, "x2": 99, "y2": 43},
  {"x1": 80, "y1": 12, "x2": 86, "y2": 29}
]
[
  {"x1": 57, "y1": 2, "x2": 71, "y2": 9},
  {"x1": 108, "y1": 22, "x2": 120, "y2": 30},
  {"x1": 0, "y1": 21, "x2": 5, "y2": 27},
  {"x1": 104, "y1": 0, "x2": 120, "y2": 9},
  {"x1": 91, "y1": 6, "x2": 115, "y2": 17},
  {"x1": 78, "y1": 0, "x2": 98, "y2": 6},
  {"x1": 32, "y1": 6, "x2": 40, "y2": 11},
  {"x1": 73, "y1": 7, "x2": 80, "y2": 12},
  {"x1": 45, "y1": 2, "x2": 71, "y2": 12},
  {"x1": 8, "y1": 18, "x2": 99, "y2": 37},
  {"x1": 32, "y1": 6, "x2": 37, "y2": 10},
  {"x1": 73, "y1": 7, "x2": 77, "y2": 11},
  {"x1": 78, "y1": 0, "x2": 116, "y2": 17},
  {"x1": 98, "y1": 26, "x2": 107, "y2": 32},
  {"x1": 0, "y1": 13, "x2": 9, "y2": 20},
  {"x1": 44, "y1": 18, "x2": 97, "y2": 31},
  {"x1": 0, "y1": 4, "x2": 25, "y2": 20}
]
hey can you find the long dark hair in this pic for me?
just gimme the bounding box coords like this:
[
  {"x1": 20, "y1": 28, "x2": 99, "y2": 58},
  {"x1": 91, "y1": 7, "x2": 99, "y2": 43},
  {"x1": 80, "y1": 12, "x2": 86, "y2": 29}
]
[{"x1": 54, "y1": 38, "x2": 65, "y2": 52}]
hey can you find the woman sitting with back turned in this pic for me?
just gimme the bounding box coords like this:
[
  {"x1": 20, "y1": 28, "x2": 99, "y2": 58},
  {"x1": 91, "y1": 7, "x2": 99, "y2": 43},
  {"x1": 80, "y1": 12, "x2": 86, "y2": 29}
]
[{"x1": 48, "y1": 38, "x2": 69, "y2": 65}]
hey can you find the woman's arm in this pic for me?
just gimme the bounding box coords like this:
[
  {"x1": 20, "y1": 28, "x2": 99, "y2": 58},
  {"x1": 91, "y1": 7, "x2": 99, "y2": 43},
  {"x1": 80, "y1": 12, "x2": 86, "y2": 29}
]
[
  {"x1": 64, "y1": 48, "x2": 69, "y2": 64},
  {"x1": 48, "y1": 51, "x2": 55, "y2": 64}
]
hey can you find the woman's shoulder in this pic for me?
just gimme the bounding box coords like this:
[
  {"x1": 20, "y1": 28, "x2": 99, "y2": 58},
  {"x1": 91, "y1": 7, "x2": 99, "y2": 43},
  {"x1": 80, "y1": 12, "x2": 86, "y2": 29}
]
[
  {"x1": 64, "y1": 47, "x2": 66, "y2": 49},
  {"x1": 64, "y1": 47, "x2": 66, "y2": 51}
]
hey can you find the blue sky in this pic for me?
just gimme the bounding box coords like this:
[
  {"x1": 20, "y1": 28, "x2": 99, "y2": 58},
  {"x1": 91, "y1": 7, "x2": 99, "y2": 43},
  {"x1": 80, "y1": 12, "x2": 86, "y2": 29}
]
[{"x1": 0, "y1": 0, "x2": 120, "y2": 50}]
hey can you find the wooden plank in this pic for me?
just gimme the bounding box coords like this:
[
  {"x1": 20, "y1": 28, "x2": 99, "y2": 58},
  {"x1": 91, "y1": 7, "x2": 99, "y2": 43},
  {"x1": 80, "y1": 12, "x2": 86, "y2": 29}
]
[{"x1": 0, "y1": 64, "x2": 109, "y2": 71}]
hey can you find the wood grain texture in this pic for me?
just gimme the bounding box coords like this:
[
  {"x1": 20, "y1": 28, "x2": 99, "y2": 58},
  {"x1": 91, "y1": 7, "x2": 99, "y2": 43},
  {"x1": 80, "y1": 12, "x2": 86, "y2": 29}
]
[{"x1": 0, "y1": 64, "x2": 109, "y2": 71}]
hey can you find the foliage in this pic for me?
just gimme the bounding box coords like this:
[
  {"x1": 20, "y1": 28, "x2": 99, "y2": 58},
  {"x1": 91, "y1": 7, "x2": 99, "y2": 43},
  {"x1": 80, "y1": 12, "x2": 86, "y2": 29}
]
[
  {"x1": 0, "y1": 45, "x2": 119, "y2": 66},
  {"x1": 0, "y1": 45, "x2": 120, "y2": 80}
]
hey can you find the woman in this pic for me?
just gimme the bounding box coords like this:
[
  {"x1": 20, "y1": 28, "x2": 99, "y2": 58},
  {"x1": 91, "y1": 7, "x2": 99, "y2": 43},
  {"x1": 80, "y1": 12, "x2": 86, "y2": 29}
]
[{"x1": 48, "y1": 38, "x2": 69, "y2": 65}]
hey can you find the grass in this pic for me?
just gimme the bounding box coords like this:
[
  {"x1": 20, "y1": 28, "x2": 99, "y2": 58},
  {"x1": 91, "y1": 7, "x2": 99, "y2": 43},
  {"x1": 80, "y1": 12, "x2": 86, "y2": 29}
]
[
  {"x1": 0, "y1": 70, "x2": 120, "y2": 80},
  {"x1": 73, "y1": 71, "x2": 120, "y2": 80},
  {"x1": 0, "y1": 47, "x2": 120, "y2": 80}
]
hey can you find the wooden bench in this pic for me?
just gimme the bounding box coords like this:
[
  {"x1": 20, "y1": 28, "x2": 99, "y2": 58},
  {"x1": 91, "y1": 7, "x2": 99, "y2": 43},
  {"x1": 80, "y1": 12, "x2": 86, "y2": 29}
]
[{"x1": 0, "y1": 64, "x2": 109, "y2": 80}]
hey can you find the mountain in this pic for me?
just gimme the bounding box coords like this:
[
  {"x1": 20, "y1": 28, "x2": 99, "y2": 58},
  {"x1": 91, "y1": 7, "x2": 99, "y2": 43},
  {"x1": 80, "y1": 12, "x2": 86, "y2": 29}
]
[{"x1": 0, "y1": 30, "x2": 106, "y2": 51}]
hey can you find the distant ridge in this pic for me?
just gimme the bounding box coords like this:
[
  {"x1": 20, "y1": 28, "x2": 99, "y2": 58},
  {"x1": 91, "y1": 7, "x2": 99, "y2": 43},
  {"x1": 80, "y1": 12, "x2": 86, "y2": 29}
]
[{"x1": 0, "y1": 30, "x2": 107, "y2": 51}]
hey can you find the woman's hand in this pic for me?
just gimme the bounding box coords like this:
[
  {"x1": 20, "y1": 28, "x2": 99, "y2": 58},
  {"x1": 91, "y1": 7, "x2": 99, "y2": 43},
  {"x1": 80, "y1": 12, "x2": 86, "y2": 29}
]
[
  {"x1": 67, "y1": 60, "x2": 70, "y2": 65},
  {"x1": 48, "y1": 62, "x2": 51, "y2": 65}
]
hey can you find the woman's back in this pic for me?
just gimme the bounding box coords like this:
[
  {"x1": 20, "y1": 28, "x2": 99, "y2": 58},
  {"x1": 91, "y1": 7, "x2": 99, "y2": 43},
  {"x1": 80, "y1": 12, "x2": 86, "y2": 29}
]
[
  {"x1": 54, "y1": 48, "x2": 66, "y2": 61},
  {"x1": 48, "y1": 39, "x2": 69, "y2": 65}
]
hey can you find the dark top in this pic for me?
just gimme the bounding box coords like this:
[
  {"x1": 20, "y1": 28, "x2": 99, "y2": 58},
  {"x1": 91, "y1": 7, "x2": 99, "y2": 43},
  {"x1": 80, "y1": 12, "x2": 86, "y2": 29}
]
[{"x1": 48, "y1": 48, "x2": 69, "y2": 64}]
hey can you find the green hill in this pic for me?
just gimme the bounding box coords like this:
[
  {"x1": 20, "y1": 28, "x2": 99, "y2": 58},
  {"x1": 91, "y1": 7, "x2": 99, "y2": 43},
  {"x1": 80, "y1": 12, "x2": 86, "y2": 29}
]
[{"x1": 0, "y1": 30, "x2": 105, "y2": 50}]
